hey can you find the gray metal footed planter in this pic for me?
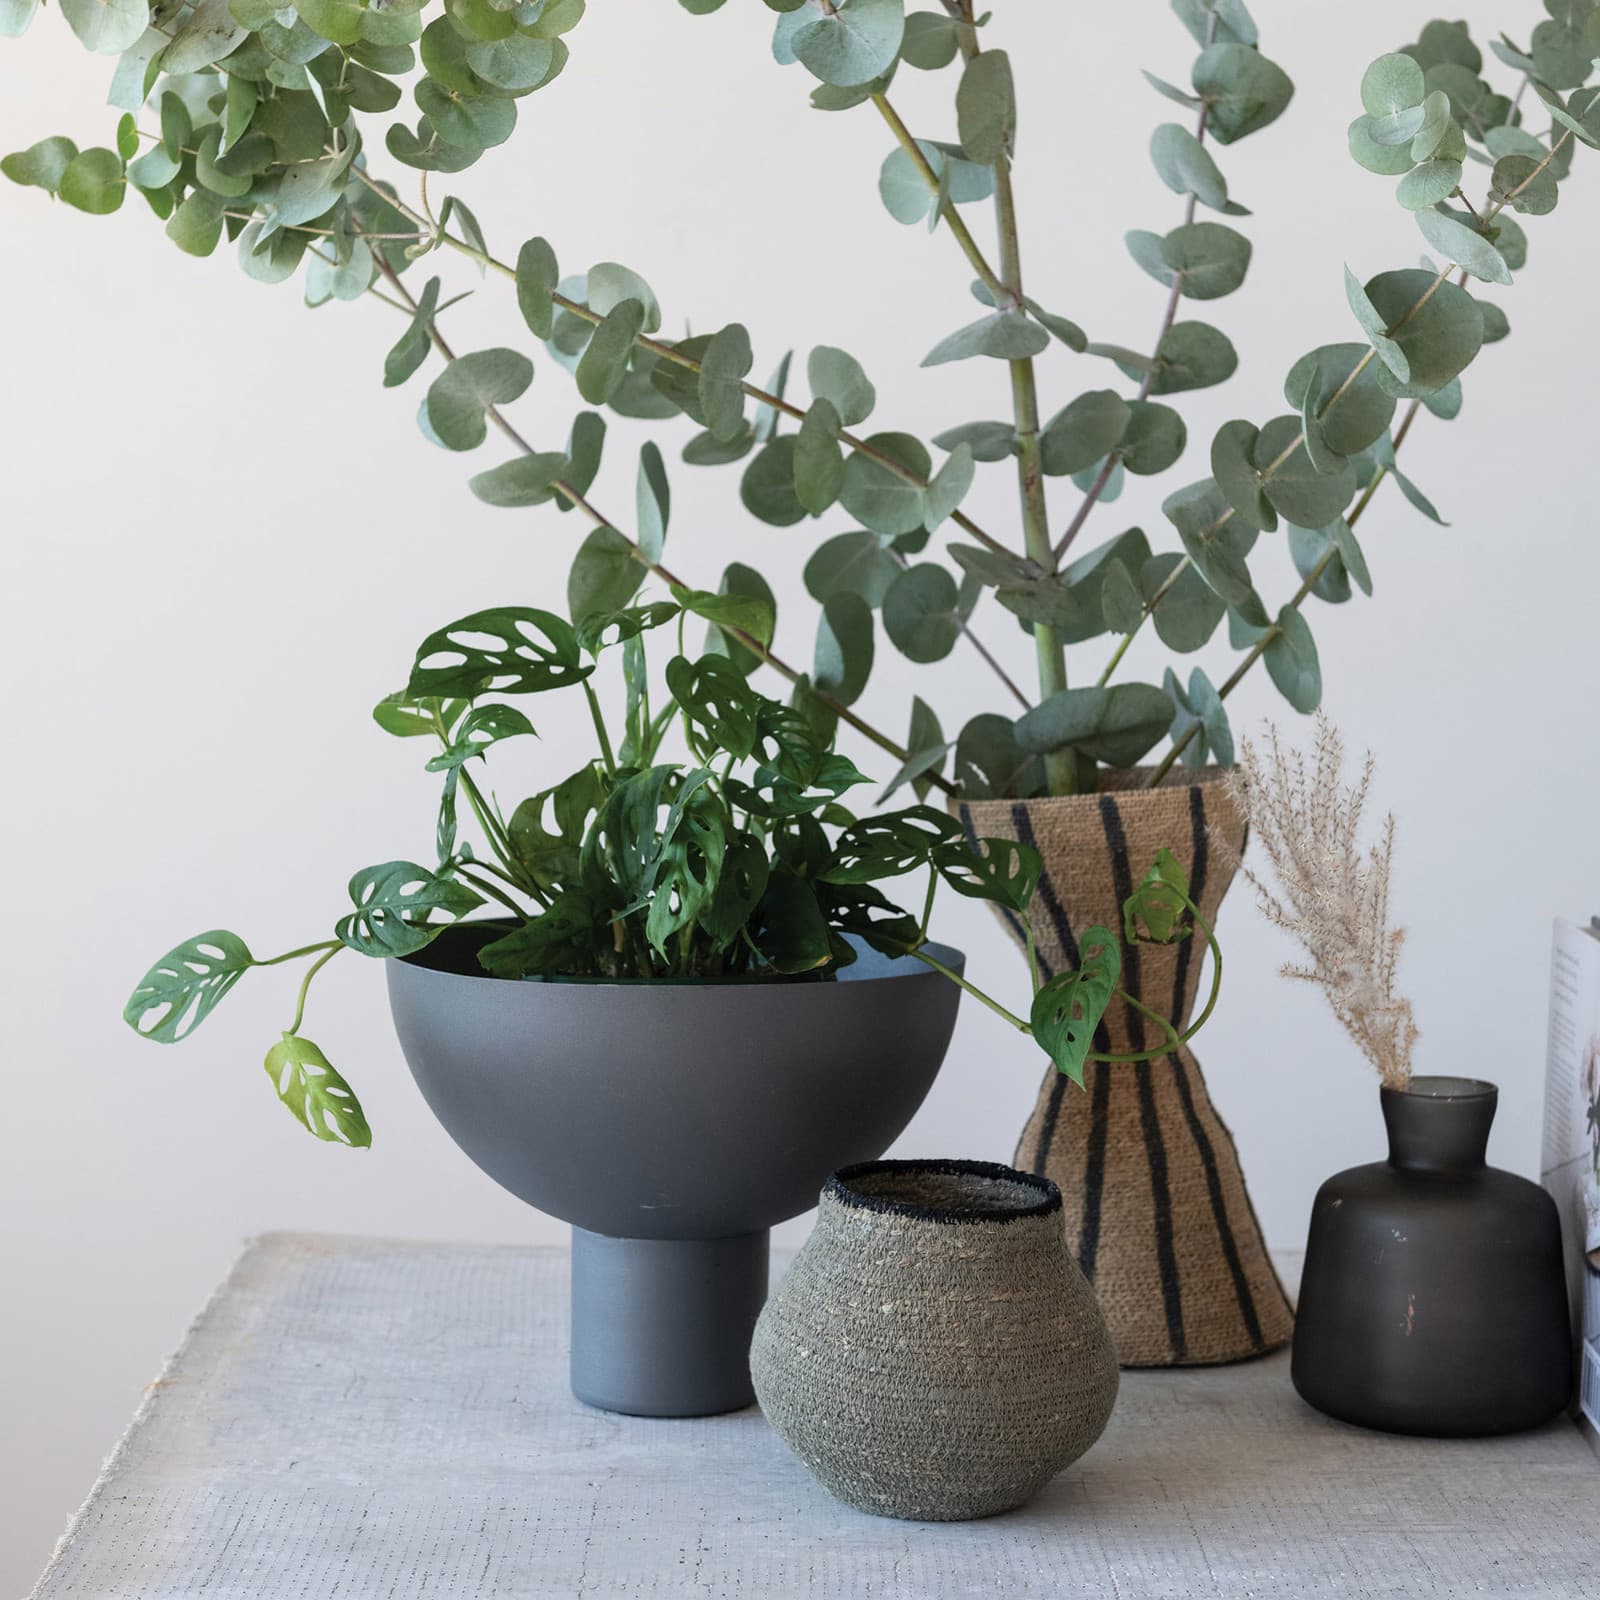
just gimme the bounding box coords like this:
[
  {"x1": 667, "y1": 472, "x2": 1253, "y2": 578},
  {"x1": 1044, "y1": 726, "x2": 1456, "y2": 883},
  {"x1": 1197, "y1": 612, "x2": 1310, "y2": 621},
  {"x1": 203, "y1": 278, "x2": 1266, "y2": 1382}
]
[{"x1": 386, "y1": 922, "x2": 964, "y2": 1418}]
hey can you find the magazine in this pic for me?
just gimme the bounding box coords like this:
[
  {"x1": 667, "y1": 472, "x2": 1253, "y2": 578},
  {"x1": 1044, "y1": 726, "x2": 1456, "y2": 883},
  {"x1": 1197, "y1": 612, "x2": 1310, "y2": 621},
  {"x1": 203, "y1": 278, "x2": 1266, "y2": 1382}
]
[{"x1": 1540, "y1": 916, "x2": 1600, "y2": 1443}]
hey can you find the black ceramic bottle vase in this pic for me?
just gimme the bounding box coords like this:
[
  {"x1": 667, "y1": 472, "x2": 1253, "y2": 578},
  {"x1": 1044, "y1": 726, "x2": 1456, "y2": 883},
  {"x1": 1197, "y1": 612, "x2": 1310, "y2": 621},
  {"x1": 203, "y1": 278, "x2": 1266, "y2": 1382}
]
[{"x1": 1293, "y1": 1075, "x2": 1571, "y2": 1436}]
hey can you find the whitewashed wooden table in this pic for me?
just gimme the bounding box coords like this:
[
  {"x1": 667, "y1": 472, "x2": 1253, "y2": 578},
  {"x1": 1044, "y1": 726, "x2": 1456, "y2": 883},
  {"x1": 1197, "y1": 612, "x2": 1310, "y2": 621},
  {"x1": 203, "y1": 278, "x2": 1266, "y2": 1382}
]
[{"x1": 31, "y1": 1233, "x2": 1600, "y2": 1599}]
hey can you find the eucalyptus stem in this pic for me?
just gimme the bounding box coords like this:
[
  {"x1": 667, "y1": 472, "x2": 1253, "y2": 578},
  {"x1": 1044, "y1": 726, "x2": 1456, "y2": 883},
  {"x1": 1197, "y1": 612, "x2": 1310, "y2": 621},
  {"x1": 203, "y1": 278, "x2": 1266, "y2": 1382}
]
[
  {"x1": 1053, "y1": 14, "x2": 1215, "y2": 566},
  {"x1": 1131, "y1": 125, "x2": 1577, "y2": 784},
  {"x1": 345, "y1": 165, "x2": 1017, "y2": 564},
  {"x1": 869, "y1": 91, "x2": 1011, "y2": 303},
  {"x1": 1143, "y1": 403, "x2": 1422, "y2": 784},
  {"x1": 287, "y1": 943, "x2": 341, "y2": 1035},
  {"x1": 952, "y1": 14, "x2": 1072, "y2": 792},
  {"x1": 365, "y1": 244, "x2": 957, "y2": 794}
]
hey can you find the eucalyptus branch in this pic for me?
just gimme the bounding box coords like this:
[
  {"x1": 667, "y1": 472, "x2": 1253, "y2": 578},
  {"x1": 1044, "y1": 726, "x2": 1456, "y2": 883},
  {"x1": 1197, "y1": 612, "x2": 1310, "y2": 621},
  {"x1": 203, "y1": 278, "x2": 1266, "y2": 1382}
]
[
  {"x1": 869, "y1": 91, "x2": 1011, "y2": 304},
  {"x1": 950, "y1": 19, "x2": 1072, "y2": 791},
  {"x1": 1145, "y1": 400, "x2": 1422, "y2": 785},
  {"x1": 367, "y1": 246, "x2": 956, "y2": 792},
  {"x1": 1054, "y1": 13, "x2": 1217, "y2": 566},
  {"x1": 344, "y1": 165, "x2": 1017, "y2": 563}
]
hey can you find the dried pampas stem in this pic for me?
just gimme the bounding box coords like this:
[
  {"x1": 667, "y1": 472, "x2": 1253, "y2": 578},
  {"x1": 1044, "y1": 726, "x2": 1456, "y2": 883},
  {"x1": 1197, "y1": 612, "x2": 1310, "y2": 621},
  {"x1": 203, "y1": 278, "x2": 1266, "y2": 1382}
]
[{"x1": 1219, "y1": 714, "x2": 1417, "y2": 1089}]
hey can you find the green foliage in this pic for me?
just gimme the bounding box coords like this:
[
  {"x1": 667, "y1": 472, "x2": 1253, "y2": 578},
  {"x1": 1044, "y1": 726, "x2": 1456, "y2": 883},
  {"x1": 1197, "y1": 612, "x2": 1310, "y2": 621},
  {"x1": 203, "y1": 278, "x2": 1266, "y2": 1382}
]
[
  {"x1": 6, "y1": 0, "x2": 1587, "y2": 1133},
  {"x1": 9, "y1": 0, "x2": 1574, "y2": 814},
  {"x1": 264, "y1": 1034, "x2": 372, "y2": 1147}
]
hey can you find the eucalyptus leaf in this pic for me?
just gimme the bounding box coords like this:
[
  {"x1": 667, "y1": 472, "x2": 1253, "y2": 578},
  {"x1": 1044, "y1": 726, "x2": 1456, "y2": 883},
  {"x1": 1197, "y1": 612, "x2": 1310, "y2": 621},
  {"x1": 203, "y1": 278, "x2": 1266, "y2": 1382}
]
[
  {"x1": 741, "y1": 437, "x2": 808, "y2": 527},
  {"x1": 883, "y1": 563, "x2": 961, "y2": 662},
  {"x1": 922, "y1": 310, "x2": 1049, "y2": 366},
  {"x1": 805, "y1": 531, "x2": 901, "y2": 608},
  {"x1": 792, "y1": 0, "x2": 905, "y2": 88},
  {"x1": 814, "y1": 591, "x2": 875, "y2": 705},
  {"x1": 423, "y1": 349, "x2": 534, "y2": 450},
  {"x1": 1256, "y1": 413, "x2": 1356, "y2": 527},
  {"x1": 576, "y1": 298, "x2": 645, "y2": 406},
  {"x1": 955, "y1": 713, "x2": 1043, "y2": 800},
  {"x1": 1363, "y1": 269, "x2": 1484, "y2": 397},
  {"x1": 956, "y1": 48, "x2": 1015, "y2": 162},
  {"x1": 1040, "y1": 390, "x2": 1130, "y2": 477},
  {"x1": 1139, "y1": 321, "x2": 1238, "y2": 395},
  {"x1": 924, "y1": 444, "x2": 973, "y2": 529},
  {"x1": 795, "y1": 398, "x2": 845, "y2": 515},
  {"x1": 1149, "y1": 123, "x2": 1235, "y2": 212},
  {"x1": 699, "y1": 322, "x2": 753, "y2": 442},
  {"x1": 1283, "y1": 343, "x2": 1395, "y2": 456},
  {"x1": 878, "y1": 138, "x2": 994, "y2": 225},
  {"x1": 569, "y1": 525, "x2": 645, "y2": 625},
  {"x1": 1262, "y1": 607, "x2": 1322, "y2": 713},
  {"x1": 58, "y1": 147, "x2": 124, "y2": 214},
  {"x1": 1208, "y1": 418, "x2": 1275, "y2": 531},
  {"x1": 1158, "y1": 221, "x2": 1252, "y2": 300},
  {"x1": 1016, "y1": 684, "x2": 1175, "y2": 766},
  {"x1": 2, "y1": 136, "x2": 78, "y2": 193},
  {"x1": 468, "y1": 452, "x2": 568, "y2": 508},
  {"x1": 1414, "y1": 208, "x2": 1512, "y2": 285},
  {"x1": 1120, "y1": 401, "x2": 1187, "y2": 475},
  {"x1": 932, "y1": 419, "x2": 1014, "y2": 461},
  {"x1": 1192, "y1": 42, "x2": 1294, "y2": 144},
  {"x1": 839, "y1": 432, "x2": 930, "y2": 537},
  {"x1": 60, "y1": 0, "x2": 147, "y2": 55},
  {"x1": 808, "y1": 345, "x2": 876, "y2": 425},
  {"x1": 515, "y1": 236, "x2": 559, "y2": 338},
  {"x1": 636, "y1": 441, "x2": 670, "y2": 562},
  {"x1": 1143, "y1": 553, "x2": 1225, "y2": 653},
  {"x1": 1489, "y1": 152, "x2": 1558, "y2": 215}
]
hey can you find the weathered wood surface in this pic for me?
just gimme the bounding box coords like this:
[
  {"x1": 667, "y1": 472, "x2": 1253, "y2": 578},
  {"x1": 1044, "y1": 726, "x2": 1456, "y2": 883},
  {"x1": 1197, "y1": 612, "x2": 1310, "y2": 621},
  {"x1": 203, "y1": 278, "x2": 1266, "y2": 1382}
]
[{"x1": 32, "y1": 1233, "x2": 1599, "y2": 1598}]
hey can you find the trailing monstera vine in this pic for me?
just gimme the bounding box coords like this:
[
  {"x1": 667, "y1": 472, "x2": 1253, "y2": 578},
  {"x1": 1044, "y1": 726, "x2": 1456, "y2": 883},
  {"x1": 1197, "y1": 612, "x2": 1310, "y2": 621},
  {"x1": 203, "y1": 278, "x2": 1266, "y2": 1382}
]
[{"x1": 122, "y1": 601, "x2": 1221, "y2": 1142}]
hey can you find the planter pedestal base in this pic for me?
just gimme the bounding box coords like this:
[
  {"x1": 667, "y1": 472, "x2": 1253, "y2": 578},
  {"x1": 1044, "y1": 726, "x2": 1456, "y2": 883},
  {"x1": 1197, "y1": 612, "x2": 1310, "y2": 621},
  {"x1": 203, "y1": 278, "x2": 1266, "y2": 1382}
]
[{"x1": 570, "y1": 1228, "x2": 768, "y2": 1417}]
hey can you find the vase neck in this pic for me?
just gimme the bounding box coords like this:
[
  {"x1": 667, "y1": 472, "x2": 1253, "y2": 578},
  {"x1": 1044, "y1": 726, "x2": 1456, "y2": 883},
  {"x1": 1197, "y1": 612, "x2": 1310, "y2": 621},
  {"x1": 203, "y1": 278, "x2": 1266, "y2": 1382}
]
[{"x1": 1381, "y1": 1077, "x2": 1497, "y2": 1174}]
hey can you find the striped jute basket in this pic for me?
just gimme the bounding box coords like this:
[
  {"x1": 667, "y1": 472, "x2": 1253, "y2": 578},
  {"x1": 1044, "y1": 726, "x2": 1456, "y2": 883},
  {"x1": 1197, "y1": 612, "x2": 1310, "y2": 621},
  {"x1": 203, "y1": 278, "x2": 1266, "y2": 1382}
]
[{"x1": 960, "y1": 768, "x2": 1293, "y2": 1367}]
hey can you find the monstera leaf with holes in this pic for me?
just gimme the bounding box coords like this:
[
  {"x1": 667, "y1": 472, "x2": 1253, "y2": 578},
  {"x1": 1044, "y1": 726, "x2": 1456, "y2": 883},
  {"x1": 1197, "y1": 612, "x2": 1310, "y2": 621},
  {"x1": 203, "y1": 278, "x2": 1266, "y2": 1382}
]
[
  {"x1": 335, "y1": 861, "x2": 485, "y2": 958},
  {"x1": 124, "y1": 930, "x2": 256, "y2": 1043}
]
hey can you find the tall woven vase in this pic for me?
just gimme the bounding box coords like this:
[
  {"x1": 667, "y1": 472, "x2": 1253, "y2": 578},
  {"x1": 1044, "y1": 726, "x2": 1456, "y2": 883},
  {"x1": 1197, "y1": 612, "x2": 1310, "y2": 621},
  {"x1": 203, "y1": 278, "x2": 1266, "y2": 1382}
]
[{"x1": 960, "y1": 769, "x2": 1293, "y2": 1366}]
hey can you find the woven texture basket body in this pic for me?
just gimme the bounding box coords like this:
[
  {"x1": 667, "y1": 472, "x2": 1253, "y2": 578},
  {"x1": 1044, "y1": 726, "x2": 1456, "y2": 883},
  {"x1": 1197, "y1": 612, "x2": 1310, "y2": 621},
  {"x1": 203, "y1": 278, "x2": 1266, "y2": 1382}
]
[
  {"x1": 960, "y1": 771, "x2": 1293, "y2": 1367},
  {"x1": 752, "y1": 1160, "x2": 1118, "y2": 1521}
]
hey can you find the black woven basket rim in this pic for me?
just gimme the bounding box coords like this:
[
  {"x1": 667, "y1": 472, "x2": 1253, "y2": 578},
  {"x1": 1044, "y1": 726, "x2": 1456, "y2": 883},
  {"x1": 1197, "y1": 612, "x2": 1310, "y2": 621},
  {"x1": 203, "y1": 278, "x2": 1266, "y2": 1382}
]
[{"x1": 826, "y1": 1158, "x2": 1062, "y2": 1224}]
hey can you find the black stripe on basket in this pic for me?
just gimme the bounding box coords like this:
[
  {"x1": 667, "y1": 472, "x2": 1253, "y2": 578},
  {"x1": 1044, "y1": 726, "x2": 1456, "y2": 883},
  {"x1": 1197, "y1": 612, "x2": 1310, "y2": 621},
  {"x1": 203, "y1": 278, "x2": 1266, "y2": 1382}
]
[
  {"x1": 959, "y1": 806, "x2": 1039, "y2": 969},
  {"x1": 1076, "y1": 1064, "x2": 1112, "y2": 1281},
  {"x1": 1005, "y1": 803, "x2": 1069, "y2": 1175},
  {"x1": 1102, "y1": 792, "x2": 1187, "y2": 1362},
  {"x1": 1167, "y1": 784, "x2": 1265, "y2": 1351}
]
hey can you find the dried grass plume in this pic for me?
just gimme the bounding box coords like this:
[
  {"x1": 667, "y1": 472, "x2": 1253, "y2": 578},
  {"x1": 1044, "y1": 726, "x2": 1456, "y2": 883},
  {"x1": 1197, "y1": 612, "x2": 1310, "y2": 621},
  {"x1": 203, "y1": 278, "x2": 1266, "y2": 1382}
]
[{"x1": 1221, "y1": 715, "x2": 1417, "y2": 1088}]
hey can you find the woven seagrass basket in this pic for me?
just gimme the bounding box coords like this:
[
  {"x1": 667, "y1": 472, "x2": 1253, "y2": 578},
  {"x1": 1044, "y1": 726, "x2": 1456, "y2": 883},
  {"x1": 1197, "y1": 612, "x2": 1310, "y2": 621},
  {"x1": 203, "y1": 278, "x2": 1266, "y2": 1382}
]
[{"x1": 752, "y1": 1159, "x2": 1118, "y2": 1521}]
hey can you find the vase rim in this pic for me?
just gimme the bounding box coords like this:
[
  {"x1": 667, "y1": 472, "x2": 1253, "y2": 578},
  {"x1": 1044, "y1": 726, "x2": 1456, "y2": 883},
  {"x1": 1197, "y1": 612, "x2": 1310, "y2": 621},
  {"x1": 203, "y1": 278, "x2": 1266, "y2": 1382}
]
[
  {"x1": 826, "y1": 1158, "x2": 1062, "y2": 1225},
  {"x1": 1383, "y1": 1075, "x2": 1497, "y2": 1102},
  {"x1": 954, "y1": 766, "x2": 1232, "y2": 809}
]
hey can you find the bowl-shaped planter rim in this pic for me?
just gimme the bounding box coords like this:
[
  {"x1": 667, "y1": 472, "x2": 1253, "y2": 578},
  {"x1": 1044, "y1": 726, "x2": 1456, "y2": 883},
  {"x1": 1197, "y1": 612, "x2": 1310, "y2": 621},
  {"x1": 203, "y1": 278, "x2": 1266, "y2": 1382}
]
[{"x1": 387, "y1": 923, "x2": 967, "y2": 1239}]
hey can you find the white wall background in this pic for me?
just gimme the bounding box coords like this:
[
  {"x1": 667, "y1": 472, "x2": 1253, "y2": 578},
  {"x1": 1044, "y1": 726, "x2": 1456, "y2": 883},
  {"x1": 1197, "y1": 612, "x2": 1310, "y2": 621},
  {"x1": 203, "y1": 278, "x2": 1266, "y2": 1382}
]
[{"x1": 2, "y1": 1, "x2": 1596, "y2": 1587}]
